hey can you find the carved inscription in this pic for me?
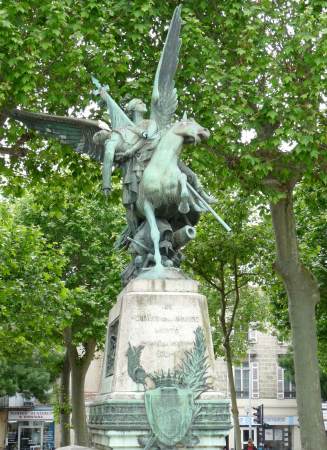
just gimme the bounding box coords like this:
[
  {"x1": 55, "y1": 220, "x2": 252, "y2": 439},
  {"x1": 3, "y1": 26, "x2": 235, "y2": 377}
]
[
  {"x1": 110, "y1": 294, "x2": 208, "y2": 391},
  {"x1": 133, "y1": 314, "x2": 198, "y2": 322},
  {"x1": 132, "y1": 297, "x2": 201, "y2": 371}
]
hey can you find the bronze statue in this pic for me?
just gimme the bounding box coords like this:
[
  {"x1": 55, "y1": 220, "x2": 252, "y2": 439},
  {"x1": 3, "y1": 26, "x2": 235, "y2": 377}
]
[{"x1": 10, "y1": 6, "x2": 230, "y2": 284}]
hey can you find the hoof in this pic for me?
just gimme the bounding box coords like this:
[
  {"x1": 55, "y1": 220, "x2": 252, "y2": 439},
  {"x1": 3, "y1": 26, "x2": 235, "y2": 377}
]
[
  {"x1": 154, "y1": 263, "x2": 165, "y2": 272},
  {"x1": 192, "y1": 203, "x2": 204, "y2": 212},
  {"x1": 178, "y1": 201, "x2": 190, "y2": 214},
  {"x1": 163, "y1": 259, "x2": 174, "y2": 268},
  {"x1": 203, "y1": 193, "x2": 217, "y2": 204}
]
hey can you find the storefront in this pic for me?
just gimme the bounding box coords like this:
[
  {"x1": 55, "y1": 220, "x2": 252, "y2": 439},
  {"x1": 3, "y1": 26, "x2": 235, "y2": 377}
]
[
  {"x1": 238, "y1": 415, "x2": 298, "y2": 450},
  {"x1": 6, "y1": 410, "x2": 54, "y2": 450},
  {"x1": 263, "y1": 425, "x2": 291, "y2": 450}
]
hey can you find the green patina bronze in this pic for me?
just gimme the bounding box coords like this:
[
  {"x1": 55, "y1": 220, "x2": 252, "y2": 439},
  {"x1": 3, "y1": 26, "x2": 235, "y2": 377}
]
[
  {"x1": 10, "y1": 6, "x2": 230, "y2": 285},
  {"x1": 126, "y1": 327, "x2": 211, "y2": 449},
  {"x1": 145, "y1": 387, "x2": 195, "y2": 447},
  {"x1": 88, "y1": 398, "x2": 232, "y2": 431}
]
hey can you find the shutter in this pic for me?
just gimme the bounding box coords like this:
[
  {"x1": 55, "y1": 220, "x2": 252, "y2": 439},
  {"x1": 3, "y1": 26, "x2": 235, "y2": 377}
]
[
  {"x1": 248, "y1": 329, "x2": 257, "y2": 343},
  {"x1": 234, "y1": 367, "x2": 242, "y2": 395},
  {"x1": 277, "y1": 365, "x2": 284, "y2": 399},
  {"x1": 251, "y1": 362, "x2": 259, "y2": 398}
]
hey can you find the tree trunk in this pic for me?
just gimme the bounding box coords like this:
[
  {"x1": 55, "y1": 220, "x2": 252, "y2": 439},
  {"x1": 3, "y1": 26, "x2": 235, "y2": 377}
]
[
  {"x1": 64, "y1": 328, "x2": 97, "y2": 447},
  {"x1": 225, "y1": 340, "x2": 242, "y2": 450},
  {"x1": 270, "y1": 189, "x2": 327, "y2": 450},
  {"x1": 70, "y1": 358, "x2": 89, "y2": 446},
  {"x1": 59, "y1": 350, "x2": 71, "y2": 447}
]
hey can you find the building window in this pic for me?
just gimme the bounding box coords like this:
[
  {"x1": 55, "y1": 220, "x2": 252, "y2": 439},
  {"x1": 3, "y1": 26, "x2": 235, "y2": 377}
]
[
  {"x1": 241, "y1": 429, "x2": 256, "y2": 448},
  {"x1": 264, "y1": 426, "x2": 292, "y2": 449},
  {"x1": 235, "y1": 361, "x2": 259, "y2": 399},
  {"x1": 235, "y1": 362, "x2": 249, "y2": 398},
  {"x1": 277, "y1": 365, "x2": 296, "y2": 399},
  {"x1": 248, "y1": 329, "x2": 257, "y2": 343}
]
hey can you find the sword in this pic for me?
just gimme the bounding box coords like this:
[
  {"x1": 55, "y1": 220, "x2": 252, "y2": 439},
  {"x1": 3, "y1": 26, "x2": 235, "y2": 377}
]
[
  {"x1": 187, "y1": 182, "x2": 232, "y2": 233},
  {"x1": 91, "y1": 76, "x2": 109, "y2": 97}
]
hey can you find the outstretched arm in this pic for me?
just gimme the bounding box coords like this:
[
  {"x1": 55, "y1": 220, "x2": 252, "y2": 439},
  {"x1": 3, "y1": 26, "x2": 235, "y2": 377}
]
[
  {"x1": 102, "y1": 134, "x2": 121, "y2": 195},
  {"x1": 91, "y1": 77, "x2": 134, "y2": 129}
]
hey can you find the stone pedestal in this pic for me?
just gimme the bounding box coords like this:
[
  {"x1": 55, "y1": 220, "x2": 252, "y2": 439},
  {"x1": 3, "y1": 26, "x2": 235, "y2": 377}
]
[{"x1": 88, "y1": 276, "x2": 231, "y2": 449}]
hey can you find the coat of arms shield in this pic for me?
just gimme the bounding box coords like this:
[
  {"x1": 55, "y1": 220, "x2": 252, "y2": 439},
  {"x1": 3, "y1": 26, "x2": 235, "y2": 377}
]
[{"x1": 144, "y1": 386, "x2": 194, "y2": 446}]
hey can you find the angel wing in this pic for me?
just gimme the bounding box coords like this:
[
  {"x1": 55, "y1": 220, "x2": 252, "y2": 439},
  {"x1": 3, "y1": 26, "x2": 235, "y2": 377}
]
[
  {"x1": 91, "y1": 76, "x2": 134, "y2": 130},
  {"x1": 150, "y1": 5, "x2": 182, "y2": 131},
  {"x1": 10, "y1": 109, "x2": 108, "y2": 162}
]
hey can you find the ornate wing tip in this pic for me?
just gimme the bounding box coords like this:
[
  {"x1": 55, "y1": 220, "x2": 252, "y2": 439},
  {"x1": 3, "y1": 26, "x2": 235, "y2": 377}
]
[
  {"x1": 150, "y1": 4, "x2": 182, "y2": 130},
  {"x1": 164, "y1": 4, "x2": 182, "y2": 51},
  {"x1": 171, "y1": 4, "x2": 182, "y2": 34},
  {"x1": 173, "y1": 4, "x2": 182, "y2": 17}
]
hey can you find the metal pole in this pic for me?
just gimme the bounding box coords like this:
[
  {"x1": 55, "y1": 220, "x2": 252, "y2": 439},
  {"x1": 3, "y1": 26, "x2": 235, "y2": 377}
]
[
  {"x1": 248, "y1": 351, "x2": 253, "y2": 440},
  {"x1": 186, "y1": 183, "x2": 232, "y2": 233}
]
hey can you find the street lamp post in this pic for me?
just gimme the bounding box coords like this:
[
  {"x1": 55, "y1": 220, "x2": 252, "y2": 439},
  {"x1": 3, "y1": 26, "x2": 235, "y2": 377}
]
[{"x1": 248, "y1": 351, "x2": 253, "y2": 439}]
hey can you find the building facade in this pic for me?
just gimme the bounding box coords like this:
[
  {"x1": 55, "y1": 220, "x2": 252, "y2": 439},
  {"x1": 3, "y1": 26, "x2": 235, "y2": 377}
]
[
  {"x1": 215, "y1": 331, "x2": 301, "y2": 450},
  {"x1": 0, "y1": 395, "x2": 56, "y2": 450}
]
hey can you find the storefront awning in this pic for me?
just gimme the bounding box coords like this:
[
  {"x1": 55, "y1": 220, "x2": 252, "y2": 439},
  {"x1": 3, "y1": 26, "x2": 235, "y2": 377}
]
[
  {"x1": 8, "y1": 410, "x2": 54, "y2": 422},
  {"x1": 239, "y1": 415, "x2": 299, "y2": 426}
]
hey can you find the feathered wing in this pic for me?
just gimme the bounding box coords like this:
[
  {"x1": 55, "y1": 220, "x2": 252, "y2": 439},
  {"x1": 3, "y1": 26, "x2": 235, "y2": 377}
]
[
  {"x1": 150, "y1": 5, "x2": 182, "y2": 131},
  {"x1": 10, "y1": 109, "x2": 108, "y2": 162}
]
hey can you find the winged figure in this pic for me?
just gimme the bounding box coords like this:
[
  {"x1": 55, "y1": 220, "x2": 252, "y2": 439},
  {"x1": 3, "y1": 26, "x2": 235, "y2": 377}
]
[{"x1": 10, "y1": 6, "x2": 224, "y2": 284}]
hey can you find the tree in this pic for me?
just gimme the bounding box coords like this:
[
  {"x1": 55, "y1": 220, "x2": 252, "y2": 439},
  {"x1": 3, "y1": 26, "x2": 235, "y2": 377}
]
[
  {"x1": 174, "y1": 3, "x2": 326, "y2": 447},
  {"x1": 15, "y1": 180, "x2": 125, "y2": 445},
  {"x1": 0, "y1": 201, "x2": 67, "y2": 353},
  {"x1": 271, "y1": 182, "x2": 327, "y2": 400},
  {"x1": 0, "y1": 351, "x2": 63, "y2": 402},
  {"x1": 185, "y1": 191, "x2": 272, "y2": 450},
  {"x1": 0, "y1": 202, "x2": 67, "y2": 400},
  {"x1": 295, "y1": 183, "x2": 327, "y2": 375},
  {"x1": 56, "y1": 350, "x2": 72, "y2": 447},
  {"x1": 1, "y1": 2, "x2": 131, "y2": 442}
]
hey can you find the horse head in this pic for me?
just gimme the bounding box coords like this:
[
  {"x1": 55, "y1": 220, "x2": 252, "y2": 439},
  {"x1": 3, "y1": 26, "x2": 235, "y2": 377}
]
[{"x1": 169, "y1": 114, "x2": 210, "y2": 145}]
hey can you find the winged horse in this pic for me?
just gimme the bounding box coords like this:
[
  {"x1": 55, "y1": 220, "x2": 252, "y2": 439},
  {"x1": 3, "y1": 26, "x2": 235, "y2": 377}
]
[{"x1": 10, "y1": 6, "x2": 216, "y2": 275}]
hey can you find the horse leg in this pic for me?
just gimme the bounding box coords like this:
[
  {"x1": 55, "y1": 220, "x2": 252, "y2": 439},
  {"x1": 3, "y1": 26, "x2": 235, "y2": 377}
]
[
  {"x1": 143, "y1": 200, "x2": 163, "y2": 269},
  {"x1": 178, "y1": 172, "x2": 190, "y2": 214},
  {"x1": 188, "y1": 193, "x2": 205, "y2": 212}
]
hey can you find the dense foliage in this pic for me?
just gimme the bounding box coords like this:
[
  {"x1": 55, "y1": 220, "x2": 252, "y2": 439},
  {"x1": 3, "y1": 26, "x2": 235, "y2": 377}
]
[
  {"x1": 16, "y1": 182, "x2": 125, "y2": 349},
  {"x1": 0, "y1": 203, "x2": 66, "y2": 399},
  {"x1": 185, "y1": 188, "x2": 273, "y2": 360}
]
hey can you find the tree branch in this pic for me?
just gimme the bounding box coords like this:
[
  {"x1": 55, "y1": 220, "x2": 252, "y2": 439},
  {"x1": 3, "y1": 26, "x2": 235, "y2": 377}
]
[
  {"x1": 219, "y1": 262, "x2": 228, "y2": 339},
  {"x1": 81, "y1": 338, "x2": 97, "y2": 371},
  {"x1": 0, "y1": 146, "x2": 28, "y2": 157},
  {"x1": 63, "y1": 327, "x2": 79, "y2": 362},
  {"x1": 225, "y1": 280, "x2": 250, "y2": 298},
  {"x1": 226, "y1": 257, "x2": 241, "y2": 339},
  {"x1": 187, "y1": 261, "x2": 222, "y2": 292},
  {"x1": 0, "y1": 132, "x2": 33, "y2": 158}
]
